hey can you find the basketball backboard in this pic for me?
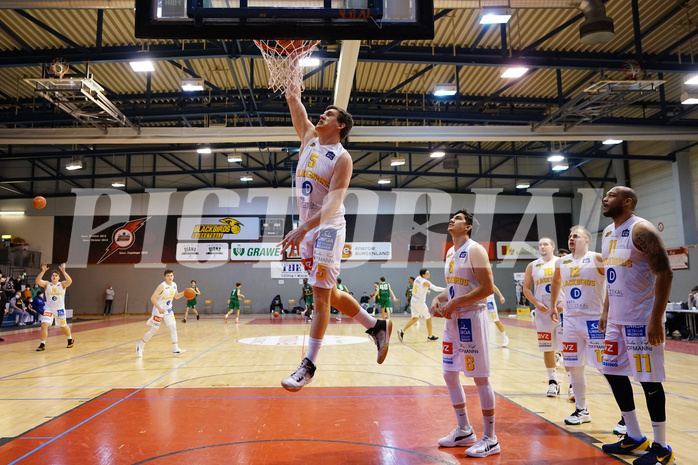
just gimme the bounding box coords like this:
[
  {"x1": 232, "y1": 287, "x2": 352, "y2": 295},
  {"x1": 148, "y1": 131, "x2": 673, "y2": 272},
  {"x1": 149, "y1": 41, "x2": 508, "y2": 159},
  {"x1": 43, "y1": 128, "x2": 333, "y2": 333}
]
[{"x1": 135, "y1": 0, "x2": 434, "y2": 40}]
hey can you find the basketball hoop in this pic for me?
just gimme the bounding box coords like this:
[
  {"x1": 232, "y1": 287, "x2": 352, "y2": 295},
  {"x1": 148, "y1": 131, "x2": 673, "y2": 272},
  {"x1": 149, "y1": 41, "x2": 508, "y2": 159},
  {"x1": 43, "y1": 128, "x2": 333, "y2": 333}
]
[
  {"x1": 253, "y1": 40, "x2": 320, "y2": 93},
  {"x1": 49, "y1": 57, "x2": 70, "y2": 78}
]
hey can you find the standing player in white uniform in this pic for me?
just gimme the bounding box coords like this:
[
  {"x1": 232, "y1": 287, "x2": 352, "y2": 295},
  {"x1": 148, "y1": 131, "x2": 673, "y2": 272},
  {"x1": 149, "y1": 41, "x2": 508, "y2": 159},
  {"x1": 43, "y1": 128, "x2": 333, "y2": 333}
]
[
  {"x1": 398, "y1": 268, "x2": 444, "y2": 342},
  {"x1": 599, "y1": 186, "x2": 676, "y2": 465},
  {"x1": 431, "y1": 210, "x2": 500, "y2": 458},
  {"x1": 522, "y1": 238, "x2": 569, "y2": 397},
  {"x1": 136, "y1": 269, "x2": 186, "y2": 357},
  {"x1": 485, "y1": 284, "x2": 509, "y2": 347},
  {"x1": 550, "y1": 226, "x2": 607, "y2": 425},
  {"x1": 35, "y1": 263, "x2": 74, "y2": 351},
  {"x1": 277, "y1": 60, "x2": 391, "y2": 392}
]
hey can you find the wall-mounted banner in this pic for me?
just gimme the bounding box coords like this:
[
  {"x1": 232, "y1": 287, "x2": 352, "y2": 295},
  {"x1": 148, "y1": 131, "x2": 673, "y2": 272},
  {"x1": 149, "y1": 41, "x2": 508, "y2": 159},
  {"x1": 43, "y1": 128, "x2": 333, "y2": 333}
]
[
  {"x1": 176, "y1": 242, "x2": 229, "y2": 262},
  {"x1": 270, "y1": 261, "x2": 309, "y2": 279},
  {"x1": 177, "y1": 217, "x2": 260, "y2": 241},
  {"x1": 341, "y1": 242, "x2": 392, "y2": 261},
  {"x1": 230, "y1": 243, "x2": 283, "y2": 261},
  {"x1": 497, "y1": 241, "x2": 540, "y2": 260}
]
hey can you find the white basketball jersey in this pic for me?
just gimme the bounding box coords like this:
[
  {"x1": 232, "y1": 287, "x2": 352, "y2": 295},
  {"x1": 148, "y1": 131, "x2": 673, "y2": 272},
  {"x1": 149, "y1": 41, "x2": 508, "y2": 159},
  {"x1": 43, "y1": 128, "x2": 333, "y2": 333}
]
[
  {"x1": 602, "y1": 215, "x2": 656, "y2": 325},
  {"x1": 530, "y1": 256, "x2": 558, "y2": 306},
  {"x1": 411, "y1": 276, "x2": 430, "y2": 303},
  {"x1": 558, "y1": 251, "x2": 605, "y2": 317},
  {"x1": 444, "y1": 239, "x2": 486, "y2": 313},
  {"x1": 296, "y1": 137, "x2": 346, "y2": 223},
  {"x1": 45, "y1": 282, "x2": 65, "y2": 311},
  {"x1": 156, "y1": 281, "x2": 177, "y2": 311}
]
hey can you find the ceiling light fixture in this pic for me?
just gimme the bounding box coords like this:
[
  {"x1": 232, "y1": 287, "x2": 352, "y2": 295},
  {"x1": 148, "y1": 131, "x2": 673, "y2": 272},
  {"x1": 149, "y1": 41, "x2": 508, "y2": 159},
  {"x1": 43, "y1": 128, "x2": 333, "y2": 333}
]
[
  {"x1": 603, "y1": 139, "x2": 623, "y2": 145},
  {"x1": 0, "y1": 211, "x2": 25, "y2": 216},
  {"x1": 111, "y1": 178, "x2": 126, "y2": 188},
  {"x1": 197, "y1": 147, "x2": 212, "y2": 154},
  {"x1": 685, "y1": 75, "x2": 698, "y2": 85},
  {"x1": 480, "y1": 9, "x2": 511, "y2": 25},
  {"x1": 377, "y1": 178, "x2": 391, "y2": 185},
  {"x1": 129, "y1": 59, "x2": 154, "y2": 73},
  {"x1": 430, "y1": 151, "x2": 446, "y2": 158},
  {"x1": 433, "y1": 84, "x2": 457, "y2": 97},
  {"x1": 547, "y1": 153, "x2": 565, "y2": 162},
  {"x1": 501, "y1": 67, "x2": 529, "y2": 79},
  {"x1": 227, "y1": 154, "x2": 242, "y2": 163},
  {"x1": 240, "y1": 175, "x2": 253, "y2": 182},
  {"x1": 552, "y1": 161, "x2": 569, "y2": 171},
  {"x1": 181, "y1": 78, "x2": 204, "y2": 92},
  {"x1": 300, "y1": 57, "x2": 320, "y2": 67},
  {"x1": 65, "y1": 159, "x2": 83, "y2": 170},
  {"x1": 390, "y1": 157, "x2": 406, "y2": 166},
  {"x1": 516, "y1": 181, "x2": 530, "y2": 189},
  {"x1": 681, "y1": 90, "x2": 698, "y2": 104}
]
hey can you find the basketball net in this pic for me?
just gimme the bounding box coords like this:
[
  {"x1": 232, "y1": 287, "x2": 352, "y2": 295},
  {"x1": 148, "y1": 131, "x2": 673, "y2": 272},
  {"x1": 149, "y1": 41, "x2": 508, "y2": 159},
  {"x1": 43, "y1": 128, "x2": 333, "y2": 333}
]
[{"x1": 254, "y1": 40, "x2": 320, "y2": 93}]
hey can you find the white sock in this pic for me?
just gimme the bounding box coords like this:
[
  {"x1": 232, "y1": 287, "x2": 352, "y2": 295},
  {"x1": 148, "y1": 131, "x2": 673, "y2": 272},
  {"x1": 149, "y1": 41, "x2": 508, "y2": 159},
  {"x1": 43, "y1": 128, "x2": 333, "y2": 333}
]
[
  {"x1": 483, "y1": 415, "x2": 495, "y2": 438},
  {"x1": 622, "y1": 410, "x2": 642, "y2": 440},
  {"x1": 352, "y1": 309, "x2": 377, "y2": 329},
  {"x1": 568, "y1": 366, "x2": 587, "y2": 410},
  {"x1": 306, "y1": 337, "x2": 323, "y2": 364},
  {"x1": 651, "y1": 421, "x2": 667, "y2": 447},
  {"x1": 40, "y1": 340, "x2": 46, "y2": 344},
  {"x1": 454, "y1": 407, "x2": 470, "y2": 430},
  {"x1": 547, "y1": 368, "x2": 558, "y2": 383}
]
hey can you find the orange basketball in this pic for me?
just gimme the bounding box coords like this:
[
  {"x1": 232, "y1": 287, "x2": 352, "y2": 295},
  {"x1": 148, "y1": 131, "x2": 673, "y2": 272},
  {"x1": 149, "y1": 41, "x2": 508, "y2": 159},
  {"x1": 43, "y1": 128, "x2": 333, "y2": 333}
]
[
  {"x1": 274, "y1": 311, "x2": 280, "y2": 318},
  {"x1": 370, "y1": 293, "x2": 375, "y2": 299},
  {"x1": 33, "y1": 196, "x2": 46, "y2": 209},
  {"x1": 183, "y1": 288, "x2": 196, "y2": 300}
]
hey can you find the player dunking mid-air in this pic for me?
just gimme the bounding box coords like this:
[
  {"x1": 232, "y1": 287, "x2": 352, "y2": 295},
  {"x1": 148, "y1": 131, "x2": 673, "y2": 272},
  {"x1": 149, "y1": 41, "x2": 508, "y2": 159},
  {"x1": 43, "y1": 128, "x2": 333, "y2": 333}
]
[
  {"x1": 183, "y1": 280, "x2": 200, "y2": 323},
  {"x1": 522, "y1": 237, "x2": 570, "y2": 398},
  {"x1": 431, "y1": 210, "x2": 500, "y2": 458},
  {"x1": 136, "y1": 269, "x2": 186, "y2": 357},
  {"x1": 224, "y1": 283, "x2": 244, "y2": 324},
  {"x1": 375, "y1": 277, "x2": 397, "y2": 320},
  {"x1": 35, "y1": 263, "x2": 74, "y2": 351},
  {"x1": 398, "y1": 268, "x2": 444, "y2": 342},
  {"x1": 599, "y1": 186, "x2": 676, "y2": 465},
  {"x1": 276, "y1": 56, "x2": 391, "y2": 392}
]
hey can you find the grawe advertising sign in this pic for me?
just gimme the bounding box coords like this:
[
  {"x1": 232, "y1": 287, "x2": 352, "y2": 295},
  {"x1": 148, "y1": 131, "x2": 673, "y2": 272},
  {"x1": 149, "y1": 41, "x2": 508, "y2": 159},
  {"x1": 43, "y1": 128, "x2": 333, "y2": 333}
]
[{"x1": 229, "y1": 243, "x2": 283, "y2": 261}]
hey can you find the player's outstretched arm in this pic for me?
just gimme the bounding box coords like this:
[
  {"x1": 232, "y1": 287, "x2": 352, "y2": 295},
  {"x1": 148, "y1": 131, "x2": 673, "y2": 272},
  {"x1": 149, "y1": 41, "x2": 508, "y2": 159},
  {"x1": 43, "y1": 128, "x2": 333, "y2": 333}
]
[
  {"x1": 59, "y1": 263, "x2": 72, "y2": 288},
  {"x1": 493, "y1": 284, "x2": 506, "y2": 303},
  {"x1": 35, "y1": 263, "x2": 50, "y2": 288},
  {"x1": 633, "y1": 222, "x2": 673, "y2": 346},
  {"x1": 285, "y1": 60, "x2": 316, "y2": 147},
  {"x1": 549, "y1": 260, "x2": 562, "y2": 323}
]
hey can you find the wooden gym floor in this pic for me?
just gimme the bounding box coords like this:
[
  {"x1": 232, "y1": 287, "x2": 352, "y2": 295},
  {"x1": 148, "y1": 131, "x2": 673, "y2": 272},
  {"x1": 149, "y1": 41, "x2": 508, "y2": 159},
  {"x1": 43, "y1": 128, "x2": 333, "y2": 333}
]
[{"x1": 0, "y1": 312, "x2": 695, "y2": 464}]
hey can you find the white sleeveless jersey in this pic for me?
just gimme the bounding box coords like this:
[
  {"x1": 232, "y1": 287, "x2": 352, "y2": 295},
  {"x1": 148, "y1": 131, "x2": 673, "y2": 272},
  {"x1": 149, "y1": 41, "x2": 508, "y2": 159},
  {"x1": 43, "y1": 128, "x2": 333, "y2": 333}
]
[
  {"x1": 558, "y1": 251, "x2": 605, "y2": 317},
  {"x1": 444, "y1": 239, "x2": 486, "y2": 313},
  {"x1": 411, "y1": 276, "x2": 430, "y2": 303},
  {"x1": 530, "y1": 256, "x2": 558, "y2": 306},
  {"x1": 156, "y1": 281, "x2": 177, "y2": 311},
  {"x1": 296, "y1": 137, "x2": 346, "y2": 223},
  {"x1": 45, "y1": 282, "x2": 66, "y2": 311},
  {"x1": 602, "y1": 215, "x2": 656, "y2": 325}
]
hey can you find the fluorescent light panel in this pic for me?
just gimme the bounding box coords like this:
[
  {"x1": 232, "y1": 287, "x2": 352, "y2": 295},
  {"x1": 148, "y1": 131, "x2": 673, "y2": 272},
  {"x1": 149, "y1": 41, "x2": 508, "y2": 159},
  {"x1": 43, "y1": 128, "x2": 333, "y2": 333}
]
[
  {"x1": 681, "y1": 91, "x2": 698, "y2": 104},
  {"x1": 65, "y1": 160, "x2": 83, "y2": 170},
  {"x1": 501, "y1": 67, "x2": 529, "y2": 78},
  {"x1": 433, "y1": 84, "x2": 457, "y2": 97},
  {"x1": 685, "y1": 75, "x2": 698, "y2": 85},
  {"x1": 111, "y1": 179, "x2": 126, "y2": 187},
  {"x1": 480, "y1": 10, "x2": 511, "y2": 25},
  {"x1": 182, "y1": 79, "x2": 204, "y2": 91},
  {"x1": 377, "y1": 178, "x2": 390, "y2": 184},
  {"x1": 603, "y1": 139, "x2": 623, "y2": 145},
  {"x1": 197, "y1": 147, "x2": 212, "y2": 154},
  {"x1": 129, "y1": 60, "x2": 154, "y2": 73},
  {"x1": 516, "y1": 182, "x2": 530, "y2": 189},
  {"x1": 547, "y1": 154, "x2": 564, "y2": 162},
  {"x1": 390, "y1": 157, "x2": 406, "y2": 166},
  {"x1": 552, "y1": 162, "x2": 569, "y2": 171},
  {"x1": 240, "y1": 176, "x2": 253, "y2": 182},
  {"x1": 430, "y1": 151, "x2": 446, "y2": 158},
  {"x1": 227, "y1": 154, "x2": 242, "y2": 163},
  {"x1": 0, "y1": 211, "x2": 25, "y2": 216}
]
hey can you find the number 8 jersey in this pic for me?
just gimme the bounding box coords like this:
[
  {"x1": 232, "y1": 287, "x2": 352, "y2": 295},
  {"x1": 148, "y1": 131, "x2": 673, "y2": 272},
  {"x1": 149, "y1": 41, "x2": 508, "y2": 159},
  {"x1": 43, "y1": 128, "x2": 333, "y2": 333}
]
[
  {"x1": 601, "y1": 215, "x2": 655, "y2": 325},
  {"x1": 444, "y1": 239, "x2": 486, "y2": 313}
]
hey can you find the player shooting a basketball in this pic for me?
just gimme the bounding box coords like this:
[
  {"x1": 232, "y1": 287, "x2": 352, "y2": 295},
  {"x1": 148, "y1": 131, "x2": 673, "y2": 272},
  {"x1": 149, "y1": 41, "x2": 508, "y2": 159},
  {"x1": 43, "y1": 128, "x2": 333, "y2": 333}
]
[{"x1": 276, "y1": 56, "x2": 392, "y2": 392}]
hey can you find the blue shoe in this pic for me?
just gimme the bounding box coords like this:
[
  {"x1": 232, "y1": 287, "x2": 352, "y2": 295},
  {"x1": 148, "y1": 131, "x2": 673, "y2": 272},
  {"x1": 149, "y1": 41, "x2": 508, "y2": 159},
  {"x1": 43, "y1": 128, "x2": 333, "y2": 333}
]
[
  {"x1": 633, "y1": 442, "x2": 675, "y2": 465},
  {"x1": 602, "y1": 434, "x2": 650, "y2": 455}
]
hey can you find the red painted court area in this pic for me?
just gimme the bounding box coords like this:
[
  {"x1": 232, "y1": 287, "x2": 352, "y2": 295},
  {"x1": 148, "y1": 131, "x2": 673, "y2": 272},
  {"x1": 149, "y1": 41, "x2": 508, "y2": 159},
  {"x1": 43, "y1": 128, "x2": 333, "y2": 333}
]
[{"x1": 1, "y1": 386, "x2": 622, "y2": 465}]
